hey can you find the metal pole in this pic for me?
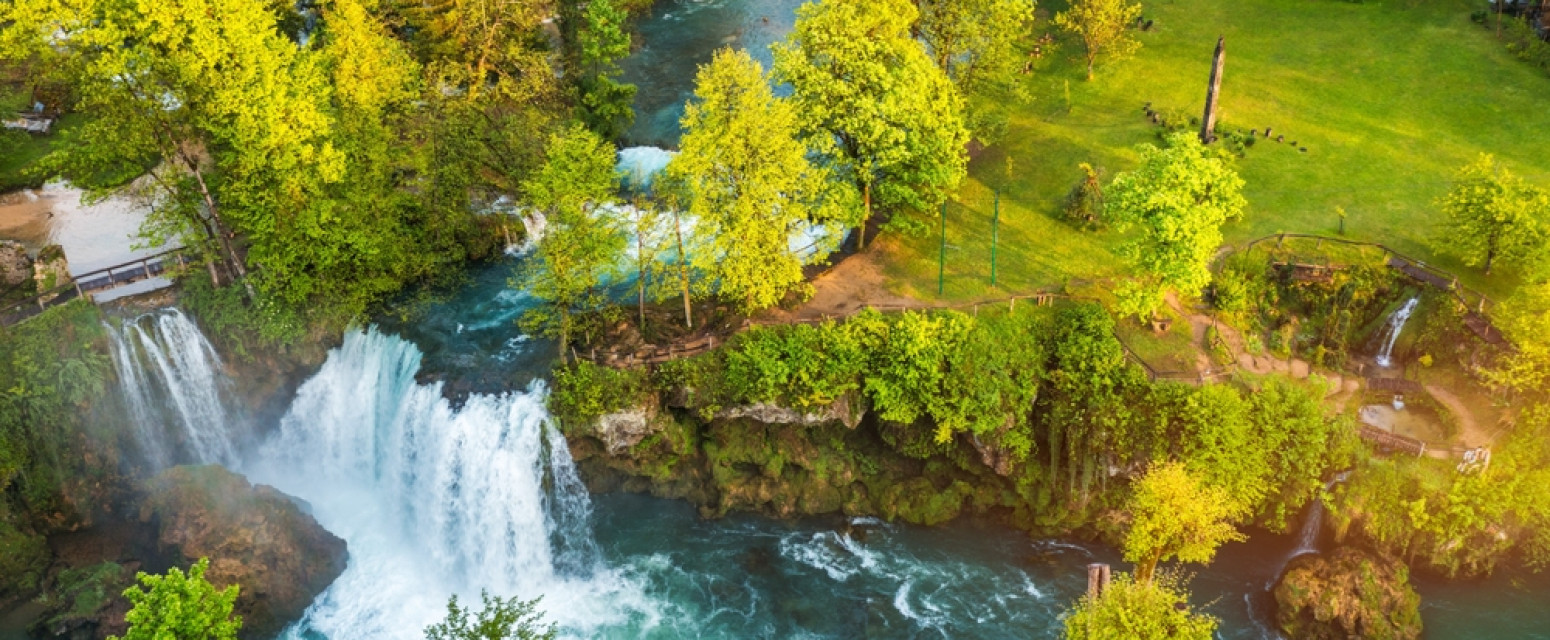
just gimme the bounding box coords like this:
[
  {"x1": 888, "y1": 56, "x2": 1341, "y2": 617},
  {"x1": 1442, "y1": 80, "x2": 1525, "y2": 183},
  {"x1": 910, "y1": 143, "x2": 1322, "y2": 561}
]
[
  {"x1": 939, "y1": 200, "x2": 947, "y2": 295},
  {"x1": 991, "y1": 189, "x2": 1000, "y2": 288}
]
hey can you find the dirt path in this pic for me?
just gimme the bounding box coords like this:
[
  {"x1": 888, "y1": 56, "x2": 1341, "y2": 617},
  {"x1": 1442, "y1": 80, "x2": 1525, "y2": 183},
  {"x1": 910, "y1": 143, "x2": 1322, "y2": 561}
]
[
  {"x1": 760, "y1": 250, "x2": 922, "y2": 323},
  {"x1": 1422, "y1": 383, "x2": 1493, "y2": 448}
]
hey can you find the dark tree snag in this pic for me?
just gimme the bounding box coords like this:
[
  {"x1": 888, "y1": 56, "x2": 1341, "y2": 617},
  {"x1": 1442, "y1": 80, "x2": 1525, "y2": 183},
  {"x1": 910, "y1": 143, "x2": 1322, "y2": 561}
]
[{"x1": 1200, "y1": 36, "x2": 1225, "y2": 144}]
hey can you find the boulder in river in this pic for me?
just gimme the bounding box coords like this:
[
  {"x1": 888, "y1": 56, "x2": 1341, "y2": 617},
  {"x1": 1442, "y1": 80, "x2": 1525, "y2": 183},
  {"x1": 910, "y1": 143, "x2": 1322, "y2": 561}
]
[
  {"x1": 1273, "y1": 546, "x2": 1422, "y2": 640},
  {"x1": 139, "y1": 465, "x2": 347, "y2": 639}
]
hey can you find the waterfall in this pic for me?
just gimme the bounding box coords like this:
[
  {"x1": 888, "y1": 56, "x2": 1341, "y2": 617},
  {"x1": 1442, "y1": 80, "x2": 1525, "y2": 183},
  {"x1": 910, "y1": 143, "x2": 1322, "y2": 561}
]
[
  {"x1": 250, "y1": 328, "x2": 649, "y2": 639},
  {"x1": 1281, "y1": 471, "x2": 1351, "y2": 568},
  {"x1": 1373, "y1": 298, "x2": 1419, "y2": 368},
  {"x1": 104, "y1": 308, "x2": 239, "y2": 468}
]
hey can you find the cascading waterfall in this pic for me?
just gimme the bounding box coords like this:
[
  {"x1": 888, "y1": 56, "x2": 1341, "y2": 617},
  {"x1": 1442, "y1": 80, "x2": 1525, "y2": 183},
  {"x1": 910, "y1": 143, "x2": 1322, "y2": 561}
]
[
  {"x1": 250, "y1": 328, "x2": 650, "y2": 639},
  {"x1": 1373, "y1": 298, "x2": 1419, "y2": 368},
  {"x1": 1282, "y1": 471, "x2": 1351, "y2": 567},
  {"x1": 104, "y1": 308, "x2": 239, "y2": 468}
]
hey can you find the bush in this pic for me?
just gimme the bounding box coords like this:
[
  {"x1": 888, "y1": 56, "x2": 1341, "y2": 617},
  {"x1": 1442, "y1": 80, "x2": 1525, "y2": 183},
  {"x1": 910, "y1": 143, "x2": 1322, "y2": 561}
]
[{"x1": 549, "y1": 360, "x2": 650, "y2": 429}]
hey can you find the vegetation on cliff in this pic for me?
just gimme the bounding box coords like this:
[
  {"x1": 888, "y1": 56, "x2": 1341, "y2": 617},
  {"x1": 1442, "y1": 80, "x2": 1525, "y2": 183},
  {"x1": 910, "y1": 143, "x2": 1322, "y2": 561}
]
[
  {"x1": 553, "y1": 301, "x2": 1357, "y2": 539},
  {"x1": 0, "y1": 301, "x2": 113, "y2": 601},
  {"x1": 1273, "y1": 546, "x2": 1422, "y2": 640}
]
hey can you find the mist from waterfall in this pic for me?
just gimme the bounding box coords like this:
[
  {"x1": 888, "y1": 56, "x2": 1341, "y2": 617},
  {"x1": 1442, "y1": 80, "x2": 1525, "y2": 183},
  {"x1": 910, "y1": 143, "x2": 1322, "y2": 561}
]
[
  {"x1": 247, "y1": 328, "x2": 654, "y2": 639},
  {"x1": 104, "y1": 308, "x2": 241, "y2": 468}
]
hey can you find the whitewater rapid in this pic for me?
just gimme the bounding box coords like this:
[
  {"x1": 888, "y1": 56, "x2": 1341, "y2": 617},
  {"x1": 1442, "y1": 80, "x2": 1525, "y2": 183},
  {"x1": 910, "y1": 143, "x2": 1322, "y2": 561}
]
[{"x1": 246, "y1": 328, "x2": 656, "y2": 639}]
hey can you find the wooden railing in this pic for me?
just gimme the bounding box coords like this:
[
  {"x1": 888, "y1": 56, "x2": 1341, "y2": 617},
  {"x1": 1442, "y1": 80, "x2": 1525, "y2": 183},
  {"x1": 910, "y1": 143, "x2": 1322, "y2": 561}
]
[{"x1": 0, "y1": 248, "x2": 186, "y2": 327}]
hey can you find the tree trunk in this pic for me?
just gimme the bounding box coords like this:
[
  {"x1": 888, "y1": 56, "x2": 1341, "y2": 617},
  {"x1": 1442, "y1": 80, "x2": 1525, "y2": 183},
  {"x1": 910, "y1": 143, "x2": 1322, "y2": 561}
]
[
  {"x1": 187, "y1": 163, "x2": 254, "y2": 299},
  {"x1": 1136, "y1": 551, "x2": 1162, "y2": 585},
  {"x1": 1498, "y1": 0, "x2": 1506, "y2": 39},
  {"x1": 1485, "y1": 247, "x2": 1496, "y2": 275},
  {"x1": 674, "y1": 210, "x2": 692, "y2": 329},
  {"x1": 1086, "y1": 48, "x2": 1096, "y2": 80},
  {"x1": 559, "y1": 312, "x2": 570, "y2": 366},
  {"x1": 858, "y1": 181, "x2": 872, "y2": 250}
]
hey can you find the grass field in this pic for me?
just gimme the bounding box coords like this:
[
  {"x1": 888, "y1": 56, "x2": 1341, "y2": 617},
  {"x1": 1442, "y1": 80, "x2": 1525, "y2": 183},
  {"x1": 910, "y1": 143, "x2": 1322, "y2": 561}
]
[{"x1": 880, "y1": 0, "x2": 1550, "y2": 304}]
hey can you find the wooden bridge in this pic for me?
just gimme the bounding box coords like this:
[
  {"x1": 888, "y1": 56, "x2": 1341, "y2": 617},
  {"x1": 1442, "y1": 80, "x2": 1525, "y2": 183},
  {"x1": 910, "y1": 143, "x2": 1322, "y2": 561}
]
[{"x1": 0, "y1": 249, "x2": 185, "y2": 327}]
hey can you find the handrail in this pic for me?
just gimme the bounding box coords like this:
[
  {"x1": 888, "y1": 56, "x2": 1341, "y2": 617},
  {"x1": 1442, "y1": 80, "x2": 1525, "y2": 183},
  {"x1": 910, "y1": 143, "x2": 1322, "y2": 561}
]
[{"x1": 0, "y1": 247, "x2": 186, "y2": 326}]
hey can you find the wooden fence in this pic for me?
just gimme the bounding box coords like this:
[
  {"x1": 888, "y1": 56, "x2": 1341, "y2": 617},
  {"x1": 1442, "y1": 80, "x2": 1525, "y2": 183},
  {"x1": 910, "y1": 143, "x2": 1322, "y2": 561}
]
[{"x1": 0, "y1": 249, "x2": 185, "y2": 327}]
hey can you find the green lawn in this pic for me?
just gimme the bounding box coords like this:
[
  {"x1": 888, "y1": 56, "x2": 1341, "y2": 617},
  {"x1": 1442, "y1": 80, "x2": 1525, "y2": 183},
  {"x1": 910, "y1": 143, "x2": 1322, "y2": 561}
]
[{"x1": 882, "y1": 0, "x2": 1550, "y2": 303}]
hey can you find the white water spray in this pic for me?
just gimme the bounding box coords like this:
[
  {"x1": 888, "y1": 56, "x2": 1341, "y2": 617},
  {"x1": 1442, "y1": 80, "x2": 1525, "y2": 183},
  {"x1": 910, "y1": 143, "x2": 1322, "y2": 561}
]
[
  {"x1": 105, "y1": 308, "x2": 239, "y2": 468},
  {"x1": 250, "y1": 328, "x2": 651, "y2": 639},
  {"x1": 1373, "y1": 298, "x2": 1419, "y2": 368}
]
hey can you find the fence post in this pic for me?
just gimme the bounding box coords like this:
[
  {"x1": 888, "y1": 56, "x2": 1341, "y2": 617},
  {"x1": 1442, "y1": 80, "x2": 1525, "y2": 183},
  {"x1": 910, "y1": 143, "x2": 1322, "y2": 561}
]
[{"x1": 991, "y1": 189, "x2": 999, "y2": 288}]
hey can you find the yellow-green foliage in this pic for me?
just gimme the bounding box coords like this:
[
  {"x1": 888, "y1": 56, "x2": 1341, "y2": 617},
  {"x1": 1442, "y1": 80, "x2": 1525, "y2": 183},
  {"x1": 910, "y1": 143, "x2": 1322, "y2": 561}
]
[
  {"x1": 110, "y1": 558, "x2": 241, "y2": 640},
  {"x1": 548, "y1": 360, "x2": 650, "y2": 430},
  {"x1": 1063, "y1": 572, "x2": 1217, "y2": 640},
  {"x1": 1330, "y1": 405, "x2": 1550, "y2": 578}
]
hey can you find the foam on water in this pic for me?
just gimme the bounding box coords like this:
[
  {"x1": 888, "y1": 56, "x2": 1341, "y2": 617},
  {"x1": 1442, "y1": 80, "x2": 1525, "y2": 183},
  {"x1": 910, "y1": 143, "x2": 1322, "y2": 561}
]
[{"x1": 248, "y1": 328, "x2": 655, "y2": 639}]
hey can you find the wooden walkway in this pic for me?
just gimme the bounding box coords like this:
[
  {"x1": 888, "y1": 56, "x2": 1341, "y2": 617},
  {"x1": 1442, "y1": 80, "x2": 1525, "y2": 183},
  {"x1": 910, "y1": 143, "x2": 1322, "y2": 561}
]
[
  {"x1": 1358, "y1": 424, "x2": 1427, "y2": 457},
  {"x1": 0, "y1": 249, "x2": 185, "y2": 327}
]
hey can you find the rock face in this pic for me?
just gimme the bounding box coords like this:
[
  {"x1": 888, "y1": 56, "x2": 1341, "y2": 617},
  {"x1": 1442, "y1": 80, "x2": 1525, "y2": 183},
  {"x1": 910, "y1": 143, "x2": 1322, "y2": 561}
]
[
  {"x1": 594, "y1": 403, "x2": 661, "y2": 455},
  {"x1": 0, "y1": 240, "x2": 32, "y2": 288},
  {"x1": 33, "y1": 244, "x2": 70, "y2": 298},
  {"x1": 712, "y1": 392, "x2": 867, "y2": 429},
  {"x1": 139, "y1": 465, "x2": 347, "y2": 639},
  {"x1": 1273, "y1": 546, "x2": 1422, "y2": 640}
]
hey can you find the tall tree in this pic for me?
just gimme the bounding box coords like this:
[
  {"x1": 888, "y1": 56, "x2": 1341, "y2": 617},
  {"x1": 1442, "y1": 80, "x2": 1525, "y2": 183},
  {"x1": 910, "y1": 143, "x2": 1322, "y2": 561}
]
[
  {"x1": 1062, "y1": 572, "x2": 1217, "y2": 640},
  {"x1": 1438, "y1": 154, "x2": 1548, "y2": 276},
  {"x1": 773, "y1": 0, "x2": 968, "y2": 249},
  {"x1": 561, "y1": 0, "x2": 638, "y2": 140},
  {"x1": 1124, "y1": 462, "x2": 1244, "y2": 584},
  {"x1": 109, "y1": 558, "x2": 242, "y2": 640},
  {"x1": 1105, "y1": 132, "x2": 1245, "y2": 320},
  {"x1": 425, "y1": 591, "x2": 555, "y2": 640},
  {"x1": 913, "y1": 0, "x2": 1037, "y2": 141},
  {"x1": 667, "y1": 48, "x2": 856, "y2": 314},
  {"x1": 517, "y1": 124, "x2": 626, "y2": 359},
  {"x1": 0, "y1": 0, "x2": 343, "y2": 294},
  {"x1": 1054, "y1": 0, "x2": 1143, "y2": 80}
]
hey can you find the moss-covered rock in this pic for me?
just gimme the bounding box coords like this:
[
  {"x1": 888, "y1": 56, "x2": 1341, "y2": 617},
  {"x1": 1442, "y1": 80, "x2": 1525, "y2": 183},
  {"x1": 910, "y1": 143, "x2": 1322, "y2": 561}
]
[
  {"x1": 1273, "y1": 546, "x2": 1422, "y2": 640},
  {"x1": 29, "y1": 561, "x2": 134, "y2": 640},
  {"x1": 139, "y1": 465, "x2": 347, "y2": 639}
]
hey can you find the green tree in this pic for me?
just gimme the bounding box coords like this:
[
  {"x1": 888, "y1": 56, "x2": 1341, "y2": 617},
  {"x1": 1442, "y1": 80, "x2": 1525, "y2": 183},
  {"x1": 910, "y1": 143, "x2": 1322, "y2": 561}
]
[
  {"x1": 773, "y1": 0, "x2": 968, "y2": 249},
  {"x1": 912, "y1": 0, "x2": 1037, "y2": 141},
  {"x1": 109, "y1": 558, "x2": 241, "y2": 640},
  {"x1": 0, "y1": 0, "x2": 342, "y2": 294},
  {"x1": 1437, "y1": 154, "x2": 1549, "y2": 276},
  {"x1": 425, "y1": 591, "x2": 555, "y2": 640},
  {"x1": 1124, "y1": 461, "x2": 1244, "y2": 583},
  {"x1": 1105, "y1": 132, "x2": 1246, "y2": 319},
  {"x1": 562, "y1": 0, "x2": 638, "y2": 140},
  {"x1": 1488, "y1": 280, "x2": 1550, "y2": 397},
  {"x1": 1062, "y1": 572, "x2": 1217, "y2": 640},
  {"x1": 517, "y1": 124, "x2": 626, "y2": 358},
  {"x1": 1054, "y1": 0, "x2": 1143, "y2": 80},
  {"x1": 666, "y1": 48, "x2": 855, "y2": 314}
]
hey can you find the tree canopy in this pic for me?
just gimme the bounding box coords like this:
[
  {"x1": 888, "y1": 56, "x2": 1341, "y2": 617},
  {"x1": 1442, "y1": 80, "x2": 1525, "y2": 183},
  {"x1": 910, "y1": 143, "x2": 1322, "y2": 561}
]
[
  {"x1": 1054, "y1": 0, "x2": 1144, "y2": 80},
  {"x1": 1062, "y1": 572, "x2": 1217, "y2": 640},
  {"x1": 1105, "y1": 132, "x2": 1246, "y2": 319},
  {"x1": 1437, "y1": 154, "x2": 1548, "y2": 276},
  {"x1": 1123, "y1": 461, "x2": 1244, "y2": 583},
  {"x1": 773, "y1": 0, "x2": 968, "y2": 248},
  {"x1": 913, "y1": 0, "x2": 1037, "y2": 141},
  {"x1": 426, "y1": 591, "x2": 556, "y2": 640},
  {"x1": 517, "y1": 124, "x2": 626, "y2": 356},
  {"x1": 109, "y1": 558, "x2": 242, "y2": 640},
  {"x1": 665, "y1": 48, "x2": 856, "y2": 314}
]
